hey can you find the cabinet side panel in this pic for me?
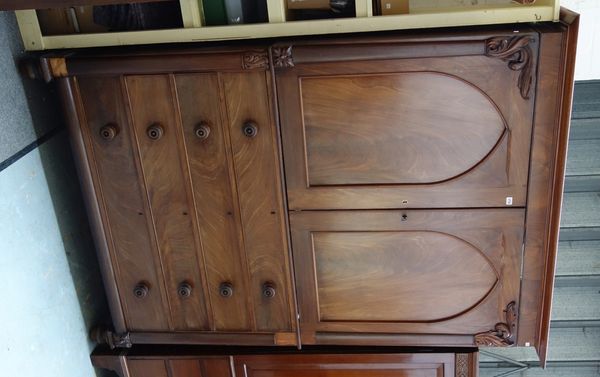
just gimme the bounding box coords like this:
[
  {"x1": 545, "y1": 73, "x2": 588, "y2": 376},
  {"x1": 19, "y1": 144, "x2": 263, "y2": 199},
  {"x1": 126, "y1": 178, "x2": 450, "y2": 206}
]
[
  {"x1": 520, "y1": 13, "x2": 579, "y2": 365},
  {"x1": 174, "y1": 73, "x2": 252, "y2": 331},
  {"x1": 222, "y1": 71, "x2": 294, "y2": 332},
  {"x1": 125, "y1": 74, "x2": 209, "y2": 330},
  {"x1": 518, "y1": 31, "x2": 565, "y2": 352},
  {"x1": 77, "y1": 76, "x2": 170, "y2": 331}
]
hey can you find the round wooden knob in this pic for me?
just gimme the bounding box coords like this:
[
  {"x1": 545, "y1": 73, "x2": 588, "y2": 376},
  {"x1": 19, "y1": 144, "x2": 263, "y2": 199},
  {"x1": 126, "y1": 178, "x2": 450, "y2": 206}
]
[
  {"x1": 177, "y1": 282, "x2": 193, "y2": 298},
  {"x1": 195, "y1": 123, "x2": 211, "y2": 140},
  {"x1": 242, "y1": 122, "x2": 258, "y2": 138},
  {"x1": 262, "y1": 282, "x2": 276, "y2": 298},
  {"x1": 219, "y1": 282, "x2": 233, "y2": 298},
  {"x1": 99, "y1": 123, "x2": 119, "y2": 141},
  {"x1": 147, "y1": 123, "x2": 164, "y2": 140},
  {"x1": 133, "y1": 282, "x2": 149, "y2": 299},
  {"x1": 401, "y1": 214, "x2": 408, "y2": 221}
]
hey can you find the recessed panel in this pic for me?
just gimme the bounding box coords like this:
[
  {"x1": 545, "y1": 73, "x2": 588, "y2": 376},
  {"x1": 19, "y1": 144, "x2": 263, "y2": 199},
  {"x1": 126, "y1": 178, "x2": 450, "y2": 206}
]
[
  {"x1": 313, "y1": 231, "x2": 498, "y2": 322},
  {"x1": 301, "y1": 72, "x2": 506, "y2": 186}
]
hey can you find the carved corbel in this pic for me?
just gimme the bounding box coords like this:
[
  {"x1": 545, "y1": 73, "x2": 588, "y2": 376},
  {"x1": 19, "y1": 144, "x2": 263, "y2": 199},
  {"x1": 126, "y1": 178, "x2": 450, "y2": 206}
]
[
  {"x1": 475, "y1": 301, "x2": 517, "y2": 346},
  {"x1": 485, "y1": 36, "x2": 535, "y2": 99},
  {"x1": 91, "y1": 327, "x2": 132, "y2": 349}
]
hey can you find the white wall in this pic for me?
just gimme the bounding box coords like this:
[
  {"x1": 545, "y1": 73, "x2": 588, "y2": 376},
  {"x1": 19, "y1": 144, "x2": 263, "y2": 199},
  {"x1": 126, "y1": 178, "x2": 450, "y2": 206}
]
[{"x1": 561, "y1": 0, "x2": 600, "y2": 80}]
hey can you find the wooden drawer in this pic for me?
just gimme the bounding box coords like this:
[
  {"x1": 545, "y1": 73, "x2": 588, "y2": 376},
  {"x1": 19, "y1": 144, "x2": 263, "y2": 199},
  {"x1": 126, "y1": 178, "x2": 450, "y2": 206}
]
[
  {"x1": 72, "y1": 64, "x2": 296, "y2": 343},
  {"x1": 290, "y1": 209, "x2": 523, "y2": 346},
  {"x1": 276, "y1": 35, "x2": 538, "y2": 210}
]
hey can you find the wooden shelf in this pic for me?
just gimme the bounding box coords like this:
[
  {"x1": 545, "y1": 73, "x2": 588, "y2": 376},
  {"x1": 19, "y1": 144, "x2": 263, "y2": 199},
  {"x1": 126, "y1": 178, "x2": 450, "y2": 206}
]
[{"x1": 15, "y1": 0, "x2": 560, "y2": 50}]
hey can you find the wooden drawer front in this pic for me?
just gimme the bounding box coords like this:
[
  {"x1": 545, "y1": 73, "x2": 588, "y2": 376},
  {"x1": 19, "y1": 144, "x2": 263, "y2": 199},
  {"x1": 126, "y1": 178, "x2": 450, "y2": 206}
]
[
  {"x1": 234, "y1": 354, "x2": 456, "y2": 377},
  {"x1": 128, "y1": 357, "x2": 231, "y2": 377},
  {"x1": 174, "y1": 72, "x2": 253, "y2": 332},
  {"x1": 77, "y1": 76, "x2": 170, "y2": 331},
  {"x1": 290, "y1": 210, "x2": 523, "y2": 345},
  {"x1": 173, "y1": 71, "x2": 295, "y2": 333},
  {"x1": 126, "y1": 74, "x2": 211, "y2": 331},
  {"x1": 77, "y1": 70, "x2": 294, "y2": 337},
  {"x1": 276, "y1": 38, "x2": 537, "y2": 210},
  {"x1": 220, "y1": 71, "x2": 294, "y2": 332}
]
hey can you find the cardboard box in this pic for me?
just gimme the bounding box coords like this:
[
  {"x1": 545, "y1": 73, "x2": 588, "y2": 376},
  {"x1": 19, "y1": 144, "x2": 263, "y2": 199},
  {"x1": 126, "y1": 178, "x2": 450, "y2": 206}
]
[
  {"x1": 380, "y1": 0, "x2": 409, "y2": 15},
  {"x1": 287, "y1": 0, "x2": 330, "y2": 10}
]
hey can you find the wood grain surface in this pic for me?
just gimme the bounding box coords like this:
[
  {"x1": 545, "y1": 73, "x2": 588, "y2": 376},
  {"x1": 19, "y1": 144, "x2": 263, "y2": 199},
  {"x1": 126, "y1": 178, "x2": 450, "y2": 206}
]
[
  {"x1": 235, "y1": 353, "x2": 456, "y2": 377},
  {"x1": 300, "y1": 72, "x2": 506, "y2": 186},
  {"x1": 174, "y1": 73, "x2": 252, "y2": 332},
  {"x1": 77, "y1": 76, "x2": 170, "y2": 331},
  {"x1": 276, "y1": 39, "x2": 537, "y2": 210},
  {"x1": 290, "y1": 209, "x2": 523, "y2": 343},
  {"x1": 126, "y1": 74, "x2": 209, "y2": 331},
  {"x1": 313, "y1": 231, "x2": 498, "y2": 322},
  {"x1": 222, "y1": 71, "x2": 294, "y2": 332}
]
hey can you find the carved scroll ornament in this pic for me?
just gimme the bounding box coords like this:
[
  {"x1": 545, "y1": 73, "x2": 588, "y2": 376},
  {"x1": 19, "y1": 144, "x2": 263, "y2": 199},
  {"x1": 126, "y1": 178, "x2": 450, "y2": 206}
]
[
  {"x1": 243, "y1": 51, "x2": 269, "y2": 69},
  {"x1": 485, "y1": 36, "x2": 534, "y2": 100},
  {"x1": 272, "y1": 46, "x2": 294, "y2": 68},
  {"x1": 474, "y1": 301, "x2": 517, "y2": 347}
]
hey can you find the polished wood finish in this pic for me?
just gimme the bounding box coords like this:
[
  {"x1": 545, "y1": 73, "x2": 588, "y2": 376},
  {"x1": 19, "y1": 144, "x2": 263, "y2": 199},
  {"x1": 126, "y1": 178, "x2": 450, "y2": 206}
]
[
  {"x1": 92, "y1": 350, "x2": 478, "y2": 377},
  {"x1": 235, "y1": 354, "x2": 455, "y2": 377},
  {"x1": 290, "y1": 210, "x2": 523, "y2": 344},
  {"x1": 55, "y1": 19, "x2": 577, "y2": 362},
  {"x1": 63, "y1": 50, "x2": 296, "y2": 344},
  {"x1": 300, "y1": 72, "x2": 507, "y2": 186},
  {"x1": 76, "y1": 76, "x2": 171, "y2": 331},
  {"x1": 59, "y1": 78, "x2": 127, "y2": 333},
  {"x1": 222, "y1": 71, "x2": 294, "y2": 332},
  {"x1": 517, "y1": 10, "x2": 580, "y2": 366},
  {"x1": 175, "y1": 73, "x2": 252, "y2": 332},
  {"x1": 275, "y1": 35, "x2": 537, "y2": 210},
  {"x1": 124, "y1": 356, "x2": 232, "y2": 377},
  {"x1": 126, "y1": 74, "x2": 209, "y2": 331}
]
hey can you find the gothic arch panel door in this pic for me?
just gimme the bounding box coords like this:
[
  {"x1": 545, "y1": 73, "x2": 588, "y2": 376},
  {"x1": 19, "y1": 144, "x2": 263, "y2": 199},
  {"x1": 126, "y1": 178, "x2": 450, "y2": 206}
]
[
  {"x1": 290, "y1": 209, "x2": 523, "y2": 347},
  {"x1": 273, "y1": 32, "x2": 539, "y2": 210}
]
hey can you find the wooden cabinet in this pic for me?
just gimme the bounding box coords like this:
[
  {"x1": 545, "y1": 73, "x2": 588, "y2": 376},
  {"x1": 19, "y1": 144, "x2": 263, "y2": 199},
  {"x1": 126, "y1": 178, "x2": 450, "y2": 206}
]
[
  {"x1": 49, "y1": 11, "x2": 578, "y2": 365},
  {"x1": 66, "y1": 51, "x2": 297, "y2": 345},
  {"x1": 92, "y1": 349, "x2": 478, "y2": 377}
]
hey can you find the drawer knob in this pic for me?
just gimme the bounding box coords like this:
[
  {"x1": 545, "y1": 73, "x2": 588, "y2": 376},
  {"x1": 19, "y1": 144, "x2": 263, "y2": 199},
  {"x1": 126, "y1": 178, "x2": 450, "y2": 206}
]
[
  {"x1": 177, "y1": 282, "x2": 193, "y2": 298},
  {"x1": 195, "y1": 123, "x2": 211, "y2": 140},
  {"x1": 219, "y1": 282, "x2": 233, "y2": 298},
  {"x1": 147, "y1": 123, "x2": 164, "y2": 140},
  {"x1": 242, "y1": 122, "x2": 258, "y2": 138},
  {"x1": 133, "y1": 282, "x2": 149, "y2": 299},
  {"x1": 262, "y1": 282, "x2": 276, "y2": 298},
  {"x1": 99, "y1": 123, "x2": 119, "y2": 141}
]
